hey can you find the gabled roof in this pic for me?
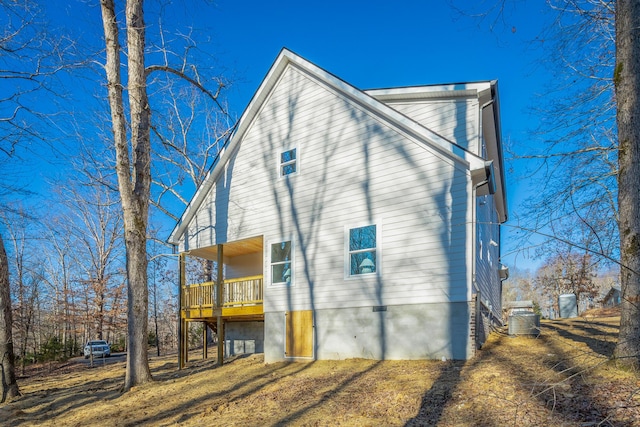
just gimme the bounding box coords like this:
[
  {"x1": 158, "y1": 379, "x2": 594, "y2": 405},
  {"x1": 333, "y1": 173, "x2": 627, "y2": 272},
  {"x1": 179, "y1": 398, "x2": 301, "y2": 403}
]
[{"x1": 168, "y1": 48, "x2": 503, "y2": 245}]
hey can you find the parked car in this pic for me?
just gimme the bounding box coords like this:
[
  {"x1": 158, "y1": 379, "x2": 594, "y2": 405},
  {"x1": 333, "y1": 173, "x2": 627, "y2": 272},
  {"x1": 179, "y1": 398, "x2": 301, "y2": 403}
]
[{"x1": 84, "y1": 340, "x2": 111, "y2": 358}]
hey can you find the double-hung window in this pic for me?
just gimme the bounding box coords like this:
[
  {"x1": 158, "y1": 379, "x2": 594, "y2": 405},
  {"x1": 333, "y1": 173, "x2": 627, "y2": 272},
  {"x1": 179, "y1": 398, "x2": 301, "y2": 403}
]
[
  {"x1": 280, "y1": 148, "x2": 297, "y2": 177},
  {"x1": 347, "y1": 224, "x2": 378, "y2": 276},
  {"x1": 270, "y1": 241, "x2": 292, "y2": 285}
]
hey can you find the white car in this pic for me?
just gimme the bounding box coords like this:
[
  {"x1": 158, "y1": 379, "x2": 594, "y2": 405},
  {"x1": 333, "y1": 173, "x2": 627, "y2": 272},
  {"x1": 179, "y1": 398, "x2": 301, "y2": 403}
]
[{"x1": 84, "y1": 340, "x2": 111, "y2": 358}]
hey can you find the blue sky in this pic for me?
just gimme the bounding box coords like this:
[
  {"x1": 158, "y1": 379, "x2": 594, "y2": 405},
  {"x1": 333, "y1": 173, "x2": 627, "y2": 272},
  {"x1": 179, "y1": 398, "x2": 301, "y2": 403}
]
[
  {"x1": 31, "y1": 0, "x2": 553, "y2": 270},
  {"x1": 203, "y1": 1, "x2": 545, "y2": 116},
  {"x1": 187, "y1": 0, "x2": 550, "y2": 270}
]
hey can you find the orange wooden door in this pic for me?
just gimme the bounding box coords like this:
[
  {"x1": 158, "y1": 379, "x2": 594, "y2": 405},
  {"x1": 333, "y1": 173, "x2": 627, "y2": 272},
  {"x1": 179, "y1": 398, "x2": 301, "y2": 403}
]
[{"x1": 285, "y1": 310, "x2": 313, "y2": 358}]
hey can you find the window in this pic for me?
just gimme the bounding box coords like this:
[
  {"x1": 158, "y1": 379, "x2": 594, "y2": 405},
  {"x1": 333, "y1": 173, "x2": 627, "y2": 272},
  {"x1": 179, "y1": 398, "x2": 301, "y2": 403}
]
[
  {"x1": 348, "y1": 224, "x2": 377, "y2": 276},
  {"x1": 280, "y1": 148, "x2": 297, "y2": 176},
  {"x1": 271, "y1": 241, "x2": 292, "y2": 285}
]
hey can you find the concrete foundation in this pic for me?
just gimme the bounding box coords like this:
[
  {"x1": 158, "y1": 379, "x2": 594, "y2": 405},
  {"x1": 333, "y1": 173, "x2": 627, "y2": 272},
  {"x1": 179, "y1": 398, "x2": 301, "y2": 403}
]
[
  {"x1": 264, "y1": 302, "x2": 474, "y2": 363},
  {"x1": 224, "y1": 321, "x2": 264, "y2": 358}
]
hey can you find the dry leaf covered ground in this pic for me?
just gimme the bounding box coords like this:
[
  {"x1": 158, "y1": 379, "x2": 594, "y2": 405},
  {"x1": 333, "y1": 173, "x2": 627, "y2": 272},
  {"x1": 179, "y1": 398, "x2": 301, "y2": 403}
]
[{"x1": 1, "y1": 313, "x2": 639, "y2": 426}]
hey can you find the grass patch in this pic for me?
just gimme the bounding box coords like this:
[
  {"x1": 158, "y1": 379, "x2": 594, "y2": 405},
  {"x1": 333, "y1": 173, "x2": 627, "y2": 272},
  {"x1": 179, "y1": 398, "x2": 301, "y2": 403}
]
[{"x1": 1, "y1": 316, "x2": 638, "y2": 426}]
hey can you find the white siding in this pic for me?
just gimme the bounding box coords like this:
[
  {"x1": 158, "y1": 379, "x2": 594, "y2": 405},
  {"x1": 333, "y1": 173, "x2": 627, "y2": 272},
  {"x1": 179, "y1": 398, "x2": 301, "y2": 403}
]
[
  {"x1": 383, "y1": 98, "x2": 479, "y2": 154},
  {"x1": 475, "y1": 194, "x2": 502, "y2": 317},
  {"x1": 225, "y1": 252, "x2": 262, "y2": 279},
  {"x1": 183, "y1": 65, "x2": 474, "y2": 313}
]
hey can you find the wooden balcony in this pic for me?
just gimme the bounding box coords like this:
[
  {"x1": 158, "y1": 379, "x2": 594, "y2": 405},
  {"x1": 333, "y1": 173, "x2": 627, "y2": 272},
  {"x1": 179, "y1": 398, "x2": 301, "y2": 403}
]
[{"x1": 181, "y1": 275, "x2": 263, "y2": 320}]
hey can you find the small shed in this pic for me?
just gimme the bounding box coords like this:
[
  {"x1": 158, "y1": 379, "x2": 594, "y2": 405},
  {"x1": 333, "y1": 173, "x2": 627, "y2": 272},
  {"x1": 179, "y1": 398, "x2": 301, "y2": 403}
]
[{"x1": 602, "y1": 287, "x2": 621, "y2": 308}]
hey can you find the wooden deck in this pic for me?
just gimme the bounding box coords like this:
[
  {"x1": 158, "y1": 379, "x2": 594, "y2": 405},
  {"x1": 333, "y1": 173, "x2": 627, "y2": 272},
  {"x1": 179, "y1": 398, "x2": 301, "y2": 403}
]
[{"x1": 181, "y1": 275, "x2": 264, "y2": 320}]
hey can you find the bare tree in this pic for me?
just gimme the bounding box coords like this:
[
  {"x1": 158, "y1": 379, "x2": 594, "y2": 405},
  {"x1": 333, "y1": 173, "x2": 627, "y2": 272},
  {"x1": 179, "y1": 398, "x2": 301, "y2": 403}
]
[
  {"x1": 0, "y1": 0, "x2": 44, "y2": 402},
  {"x1": 518, "y1": 0, "x2": 638, "y2": 365},
  {"x1": 0, "y1": 233, "x2": 19, "y2": 402},
  {"x1": 501, "y1": 267, "x2": 550, "y2": 314},
  {"x1": 613, "y1": 0, "x2": 640, "y2": 367},
  {"x1": 150, "y1": 84, "x2": 233, "y2": 222},
  {"x1": 40, "y1": 222, "x2": 75, "y2": 358},
  {"x1": 66, "y1": 185, "x2": 123, "y2": 341},
  {"x1": 535, "y1": 251, "x2": 598, "y2": 317},
  {"x1": 1, "y1": 209, "x2": 41, "y2": 374},
  {"x1": 452, "y1": 2, "x2": 617, "y2": 264},
  {"x1": 1, "y1": 0, "x2": 77, "y2": 397},
  {"x1": 455, "y1": 0, "x2": 639, "y2": 365},
  {"x1": 99, "y1": 0, "x2": 228, "y2": 389},
  {"x1": 1, "y1": 1, "x2": 52, "y2": 160},
  {"x1": 99, "y1": 0, "x2": 154, "y2": 389},
  {"x1": 507, "y1": 1, "x2": 618, "y2": 268},
  {"x1": 39, "y1": 177, "x2": 125, "y2": 352}
]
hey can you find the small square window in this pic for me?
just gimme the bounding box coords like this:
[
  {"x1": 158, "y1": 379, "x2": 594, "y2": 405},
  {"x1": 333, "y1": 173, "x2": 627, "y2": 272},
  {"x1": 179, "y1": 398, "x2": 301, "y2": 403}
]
[
  {"x1": 271, "y1": 241, "x2": 292, "y2": 285},
  {"x1": 280, "y1": 148, "x2": 297, "y2": 176},
  {"x1": 348, "y1": 225, "x2": 377, "y2": 276}
]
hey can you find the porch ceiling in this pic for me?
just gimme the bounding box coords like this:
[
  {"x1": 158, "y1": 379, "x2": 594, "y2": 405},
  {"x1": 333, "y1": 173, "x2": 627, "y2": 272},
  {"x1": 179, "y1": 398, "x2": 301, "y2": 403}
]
[{"x1": 187, "y1": 235, "x2": 263, "y2": 259}]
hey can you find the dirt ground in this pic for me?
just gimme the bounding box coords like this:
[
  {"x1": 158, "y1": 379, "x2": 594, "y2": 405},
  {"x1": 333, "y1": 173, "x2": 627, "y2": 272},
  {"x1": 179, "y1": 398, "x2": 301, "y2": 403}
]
[{"x1": 1, "y1": 313, "x2": 639, "y2": 426}]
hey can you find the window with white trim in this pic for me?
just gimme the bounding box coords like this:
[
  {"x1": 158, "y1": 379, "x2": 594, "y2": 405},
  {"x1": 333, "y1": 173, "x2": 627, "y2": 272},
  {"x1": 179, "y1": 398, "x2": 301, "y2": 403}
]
[
  {"x1": 280, "y1": 148, "x2": 297, "y2": 176},
  {"x1": 347, "y1": 224, "x2": 377, "y2": 276},
  {"x1": 270, "y1": 241, "x2": 292, "y2": 285}
]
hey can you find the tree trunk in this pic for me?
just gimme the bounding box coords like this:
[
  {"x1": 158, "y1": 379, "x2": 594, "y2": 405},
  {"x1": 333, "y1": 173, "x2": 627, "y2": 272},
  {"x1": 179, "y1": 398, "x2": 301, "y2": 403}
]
[
  {"x1": 100, "y1": 0, "x2": 152, "y2": 390},
  {"x1": 0, "y1": 233, "x2": 20, "y2": 403},
  {"x1": 614, "y1": 0, "x2": 640, "y2": 368}
]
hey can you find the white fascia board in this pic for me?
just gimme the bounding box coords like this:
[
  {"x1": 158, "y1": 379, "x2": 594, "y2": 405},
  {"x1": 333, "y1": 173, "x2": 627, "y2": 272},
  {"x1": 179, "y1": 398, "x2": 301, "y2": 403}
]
[
  {"x1": 480, "y1": 80, "x2": 507, "y2": 222},
  {"x1": 365, "y1": 82, "x2": 493, "y2": 102}
]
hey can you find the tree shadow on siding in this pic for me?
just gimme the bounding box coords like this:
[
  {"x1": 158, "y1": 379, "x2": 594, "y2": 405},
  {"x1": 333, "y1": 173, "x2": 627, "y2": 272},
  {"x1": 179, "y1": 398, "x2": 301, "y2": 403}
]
[
  {"x1": 181, "y1": 146, "x2": 236, "y2": 252},
  {"x1": 262, "y1": 74, "x2": 371, "y2": 359},
  {"x1": 258, "y1": 63, "x2": 475, "y2": 363},
  {"x1": 353, "y1": 103, "x2": 471, "y2": 361}
]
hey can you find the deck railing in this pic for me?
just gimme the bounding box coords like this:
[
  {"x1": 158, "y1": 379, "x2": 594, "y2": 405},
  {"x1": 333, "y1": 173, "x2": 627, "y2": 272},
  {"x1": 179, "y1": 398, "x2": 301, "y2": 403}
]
[{"x1": 182, "y1": 275, "x2": 263, "y2": 312}]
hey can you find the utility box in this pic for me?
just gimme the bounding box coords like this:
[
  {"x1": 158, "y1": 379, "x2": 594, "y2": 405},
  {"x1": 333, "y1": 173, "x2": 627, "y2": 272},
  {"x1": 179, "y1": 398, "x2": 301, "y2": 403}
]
[
  {"x1": 558, "y1": 293, "x2": 578, "y2": 318},
  {"x1": 508, "y1": 313, "x2": 540, "y2": 336}
]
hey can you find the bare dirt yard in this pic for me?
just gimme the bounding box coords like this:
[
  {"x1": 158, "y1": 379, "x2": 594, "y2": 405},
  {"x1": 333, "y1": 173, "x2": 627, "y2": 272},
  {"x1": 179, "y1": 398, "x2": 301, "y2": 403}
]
[{"x1": 2, "y1": 312, "x2": 639, "y2": 426}]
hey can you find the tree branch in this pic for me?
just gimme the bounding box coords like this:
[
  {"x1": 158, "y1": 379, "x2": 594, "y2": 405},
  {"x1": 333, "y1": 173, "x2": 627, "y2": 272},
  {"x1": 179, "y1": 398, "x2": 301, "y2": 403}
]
[{"x1": 145, "y1": 65, "x2": 228, "y2": 115}]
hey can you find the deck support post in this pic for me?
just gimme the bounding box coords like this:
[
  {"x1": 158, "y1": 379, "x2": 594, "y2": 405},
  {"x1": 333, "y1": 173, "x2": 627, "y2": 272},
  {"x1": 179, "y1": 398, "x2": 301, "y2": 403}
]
[
  {"x1": 203, "y1": 322, "x2": 208, "y2": 359},
  {"x1": 216, "y1": 244, "x2": 224, "y2": 366},
  {"x1": 184, "y1": 320, "x2": 189, "y2": 364},
  {"x1": 178, "y1": 252, "x2": 186, "y2": 369}
]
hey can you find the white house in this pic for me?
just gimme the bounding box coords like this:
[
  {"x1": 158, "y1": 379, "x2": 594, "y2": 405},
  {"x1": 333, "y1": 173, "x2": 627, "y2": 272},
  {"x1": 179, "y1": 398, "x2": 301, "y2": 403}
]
[{"x1": 168, "y1": 48, "x2": 508, "y2": 364}]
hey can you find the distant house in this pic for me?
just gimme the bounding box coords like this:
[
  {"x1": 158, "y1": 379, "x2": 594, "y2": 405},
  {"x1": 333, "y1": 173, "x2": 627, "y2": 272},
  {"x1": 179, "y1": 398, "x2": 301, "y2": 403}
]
[
  {"x1": 168, "y1": 49, "x2": 508, "y2": 363},
  {"x1": 602, "y1": 287, "x2": 621, "y2": 307}
]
